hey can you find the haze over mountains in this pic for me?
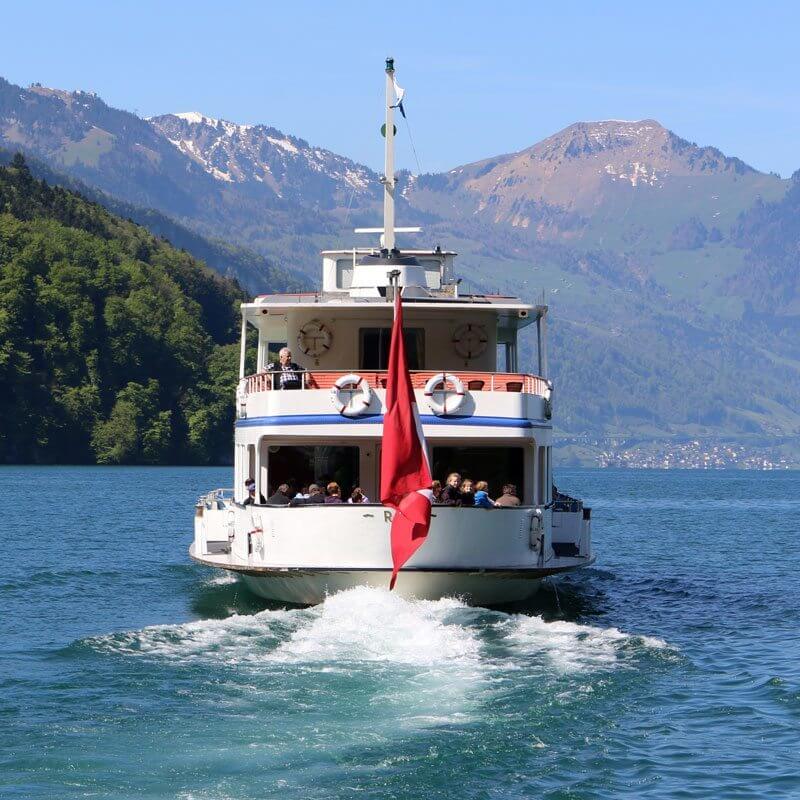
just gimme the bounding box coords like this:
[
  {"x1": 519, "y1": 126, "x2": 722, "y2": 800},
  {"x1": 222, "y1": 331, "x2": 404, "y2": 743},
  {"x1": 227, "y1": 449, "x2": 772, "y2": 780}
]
[{"x1": 1, "y1": 75, "x2": 798, "y2": 461}]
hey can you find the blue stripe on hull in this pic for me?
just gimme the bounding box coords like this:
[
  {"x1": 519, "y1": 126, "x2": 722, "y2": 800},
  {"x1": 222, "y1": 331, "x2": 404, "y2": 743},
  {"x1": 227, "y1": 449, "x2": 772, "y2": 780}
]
[{"x1": 236, "y1": 414, "x2": 547, "y2": 429}]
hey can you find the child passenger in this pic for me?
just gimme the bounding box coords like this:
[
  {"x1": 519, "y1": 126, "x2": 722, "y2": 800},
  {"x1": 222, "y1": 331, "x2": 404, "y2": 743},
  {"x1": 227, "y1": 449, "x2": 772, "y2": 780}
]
[
  {"x1": 441, "y1": 473, "x2": 462, "y2": 505},
  {"x1": 459, "y1": 478, "x2": 475, "y2": 507},
  {"x1": 473, "y1": 481, "x2": 495, "y2": 509}
]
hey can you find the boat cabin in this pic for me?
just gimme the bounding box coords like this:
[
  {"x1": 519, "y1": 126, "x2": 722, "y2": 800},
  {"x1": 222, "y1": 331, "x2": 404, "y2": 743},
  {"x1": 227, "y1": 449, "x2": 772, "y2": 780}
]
[{"x1": 233, "y1": 246, "x2": 554, "y2": 510}]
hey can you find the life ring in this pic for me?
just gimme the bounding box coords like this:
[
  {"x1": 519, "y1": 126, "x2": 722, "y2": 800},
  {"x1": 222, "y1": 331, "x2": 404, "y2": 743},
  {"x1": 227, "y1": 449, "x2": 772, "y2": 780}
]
[
  {"x1": 330, "y1": 373, "x2": 372, "y2": 417},
  {"x1": 543, "y1": 380, "x2": 553, "y2": 420},
  {"x1": 424, "y1": 373, "x2": 465, "y2": 415}
]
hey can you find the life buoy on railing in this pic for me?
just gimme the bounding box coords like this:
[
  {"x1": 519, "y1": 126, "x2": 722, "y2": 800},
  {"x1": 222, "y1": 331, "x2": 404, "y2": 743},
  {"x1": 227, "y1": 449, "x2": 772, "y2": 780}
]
[
  {"x1": 330, "y1": 373, "x2": 373, "y2": 417},
  {"x1": 424, "y1": 372, "x2": 465, "y2": 416},
  {"x1": 543, "y1": 380, "x2": 553, "y2": 420}
]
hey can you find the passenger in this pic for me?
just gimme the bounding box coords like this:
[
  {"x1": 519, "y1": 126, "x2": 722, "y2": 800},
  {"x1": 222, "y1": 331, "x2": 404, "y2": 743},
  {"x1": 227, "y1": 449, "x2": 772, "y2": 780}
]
[
  {"x1": 431, "y1": 480, "x2": 443, "y2": 504},
  {"x1": 441, "y1": 473, "x2": 462, "y2": 506},
  {"x1": 325, "y1": 482, "x2": 344, "y2": 504},
  {"x1": 265, "y1": 347, "x2": 305, "y2": 390},
  {"x1": 267, "y1": 483, "x2": 292, "y2": 505},
  {"x1": 459, "y1": 478, "x2": 475, "y2": 507},
  {"x1": 243, "y1": 477, "x2": 265, "y2": 505},
  {"x1": 473, "y1": 481, "x2": 496, "y2": 509},
  {"x1": 348, "y1": 487, "x2": 369, "y2": 504},
  {"x1": 294, "y1": 486, "x2": 310, "y2": 500},
  {"x1": 290, "y1": 483, "x2": 325, "y2": 506},
  {"x1": 495, "y1": 484, "x2": 521, "y2": 507}
]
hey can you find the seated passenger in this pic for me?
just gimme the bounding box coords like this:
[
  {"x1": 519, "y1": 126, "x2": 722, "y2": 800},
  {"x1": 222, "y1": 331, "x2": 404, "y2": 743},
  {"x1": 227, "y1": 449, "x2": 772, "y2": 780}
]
[
  {"x1": 348, "y1": 487, "x2": 369, "y2": 504},
  {"x1": 325, "y1": 482, "x2": 344, "y2": 504},
  {"x1": 265, "y1": 347, "x2": 305, "y2": 390},
  {"x1": 441, "y1": 473, "x2": 462, "y2": 506},
  {"x1": 267, "y1": 483, "x2": 292, "y2": 505},
  {"x1": 294, "y1": 486, "x2": 310, "y2": 500},
  {"x1": 431, "y1": 480, "x2": 443, "y2": 504},
  {"x1": 473, "y1": 481, "x2": 496, "y2": 509},
  {"x1": 459, "y1": 478, "x2": 475, "y2": 507},
  {"x1": 495, "y1": 484, "x2": 521, "y2": 507},
  {"x1": 290, "y1": 483, "x2": 325, "y2": 506},
  {"x1": 243, "y1": 477, "x2": 265, "y2": 505}
]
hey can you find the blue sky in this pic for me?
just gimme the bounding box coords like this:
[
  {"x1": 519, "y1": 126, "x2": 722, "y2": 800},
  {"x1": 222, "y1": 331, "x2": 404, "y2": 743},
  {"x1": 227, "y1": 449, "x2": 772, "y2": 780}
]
[{"x1": 3, "y1": 0, "x2": 799, "y2": 176}]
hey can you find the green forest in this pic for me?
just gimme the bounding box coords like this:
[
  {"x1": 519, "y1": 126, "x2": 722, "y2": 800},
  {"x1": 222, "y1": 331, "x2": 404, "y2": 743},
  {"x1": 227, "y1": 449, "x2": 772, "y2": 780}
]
[{"x1": 0, "y1": 155, "x2": 252, "y2": 464}]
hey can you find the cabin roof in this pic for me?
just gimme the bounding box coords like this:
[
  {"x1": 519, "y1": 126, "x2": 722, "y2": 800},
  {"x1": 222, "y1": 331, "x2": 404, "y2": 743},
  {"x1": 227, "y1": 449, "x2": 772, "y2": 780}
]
[{"x1": 243, "y1": 292, "x2": 544, "y2": 329}]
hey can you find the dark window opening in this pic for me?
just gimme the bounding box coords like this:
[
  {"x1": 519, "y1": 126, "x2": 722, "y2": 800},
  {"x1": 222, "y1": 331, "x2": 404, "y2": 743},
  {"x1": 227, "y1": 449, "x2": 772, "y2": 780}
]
[
  {"x1": 431, "y1": 446, "x2": 524, "y2": 501},
  {"x1": 266, "y1": 445, "x2": 359, "y2": 498},
  {"x1": 360, "y1": 328, "x2": 425, "y2": 370}
]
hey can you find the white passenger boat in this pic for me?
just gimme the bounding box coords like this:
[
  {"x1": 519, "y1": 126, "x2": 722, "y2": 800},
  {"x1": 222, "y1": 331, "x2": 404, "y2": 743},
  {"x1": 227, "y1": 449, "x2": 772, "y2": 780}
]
[{"x1": 190, "y1": 59, "x2": 594, "y2": 605}]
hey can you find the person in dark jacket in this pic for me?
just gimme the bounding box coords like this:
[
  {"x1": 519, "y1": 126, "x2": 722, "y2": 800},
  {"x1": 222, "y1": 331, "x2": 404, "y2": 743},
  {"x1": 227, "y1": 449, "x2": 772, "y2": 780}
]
[
  {"x1": 324, "y1": 482, "x2": 344, "y2": 504},
  {"x1": 441, "y1": 472, "x2": 462, "y2": 506},
  {"x1": 243, "y1": 477, "x2": 266, "y2": 505},
  {"x1": 267, "y1": 483, "x2": 292, "y2": 505},
  {"x1": 265, "y1": 347, "x2": 305, "y2": 390},
  {"x1": 290, "y1": 484, "x2": 325, "y2": 506},
  {"x1": 459, "y1": 478, "x2": 475, "y2": 508}
]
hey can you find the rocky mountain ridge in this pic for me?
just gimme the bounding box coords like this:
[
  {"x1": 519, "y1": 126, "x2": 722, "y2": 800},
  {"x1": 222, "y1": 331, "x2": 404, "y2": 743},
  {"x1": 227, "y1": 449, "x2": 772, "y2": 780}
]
[{"x1": 150, "y1": 111, "x2": 377, "y2": 205}]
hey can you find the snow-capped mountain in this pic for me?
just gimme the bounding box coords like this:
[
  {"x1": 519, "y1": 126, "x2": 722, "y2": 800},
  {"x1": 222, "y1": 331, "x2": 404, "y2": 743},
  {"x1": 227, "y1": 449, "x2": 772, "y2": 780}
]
[{"x1": 149, "y1": 112, "x2": 377, "y2": 206}]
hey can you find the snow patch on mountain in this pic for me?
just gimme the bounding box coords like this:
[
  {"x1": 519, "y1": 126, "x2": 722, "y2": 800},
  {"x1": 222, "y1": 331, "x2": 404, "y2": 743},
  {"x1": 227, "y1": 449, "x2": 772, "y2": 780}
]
[{"x1": 150, "y1": 112, "x2": 377, "y2": 199}]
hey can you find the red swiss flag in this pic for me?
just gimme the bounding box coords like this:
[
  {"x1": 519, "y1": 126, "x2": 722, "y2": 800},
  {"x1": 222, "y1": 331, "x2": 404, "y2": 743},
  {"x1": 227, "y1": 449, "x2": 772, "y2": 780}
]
[{"x1": 380, "y1": 288, "x2": 433, "y2": 589}]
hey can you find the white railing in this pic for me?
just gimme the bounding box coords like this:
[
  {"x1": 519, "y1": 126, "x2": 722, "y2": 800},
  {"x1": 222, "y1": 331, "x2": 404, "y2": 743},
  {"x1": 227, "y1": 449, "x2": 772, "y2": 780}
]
[{"x1": 244, "y1": 370, "x2": 549, "y2": 397}]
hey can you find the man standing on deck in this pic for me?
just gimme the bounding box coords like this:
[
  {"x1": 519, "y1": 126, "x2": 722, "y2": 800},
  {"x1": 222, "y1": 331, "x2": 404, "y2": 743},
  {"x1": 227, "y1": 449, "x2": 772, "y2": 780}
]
[{"x1": 266, "y1": 347, "x2": 305, "y2": 390}]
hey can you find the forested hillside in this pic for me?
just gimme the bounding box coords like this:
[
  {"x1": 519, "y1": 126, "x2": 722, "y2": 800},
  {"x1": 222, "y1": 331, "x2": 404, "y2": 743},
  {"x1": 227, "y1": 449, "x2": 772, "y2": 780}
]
[{"x1": 0, "y1": 155, "x2": 247, "y2": 464}]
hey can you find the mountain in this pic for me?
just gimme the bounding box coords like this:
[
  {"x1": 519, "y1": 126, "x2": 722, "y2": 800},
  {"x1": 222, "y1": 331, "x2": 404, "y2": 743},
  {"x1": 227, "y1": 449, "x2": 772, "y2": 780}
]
[
  {"x1": 0, "y1": 146, "x2": 307, "y2": 294},
  {"x1": 0, "y1": 154, "x2": 247, "y2": 464},
  {"x1": 0, "y1": 79, "x2": 364, "y2": 275},
  {"x1": 1, "y1": 76, "x2": 799, "y2": 461},
  {"x1": 149, "y1": 112, "x2": 377, "y2": 206}
]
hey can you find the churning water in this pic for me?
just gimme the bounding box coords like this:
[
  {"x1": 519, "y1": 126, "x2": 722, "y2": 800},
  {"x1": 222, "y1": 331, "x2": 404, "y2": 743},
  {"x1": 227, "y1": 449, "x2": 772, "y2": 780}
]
[{"x1": 1, "y1": 467, "x2": 798, "y2": 798}]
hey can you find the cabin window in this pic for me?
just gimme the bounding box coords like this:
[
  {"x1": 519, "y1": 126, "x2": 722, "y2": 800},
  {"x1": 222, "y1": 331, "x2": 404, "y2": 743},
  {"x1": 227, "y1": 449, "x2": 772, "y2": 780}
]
[
  {"x1": 336, "y1": 259, "x2": 355, "y2": 290},
  {"x1": 431, "y1": 446, "x2": 524, "y2": 502},
  {"x1": 265, "y1": 444, "x2": 360, "y2": 498},
  {"x1": 360, "y1": 327, "x2": 425, "y2": 370}
]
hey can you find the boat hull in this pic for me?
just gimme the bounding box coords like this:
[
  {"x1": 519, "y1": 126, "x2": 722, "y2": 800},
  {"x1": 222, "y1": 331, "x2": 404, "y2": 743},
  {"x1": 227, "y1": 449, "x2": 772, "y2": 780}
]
[
  {"x1": 238, "y1": 568, "x2": 542, "y2": 605},
  {"x1": 191, "y1": 499, "x2": 593, "y2": 607}
]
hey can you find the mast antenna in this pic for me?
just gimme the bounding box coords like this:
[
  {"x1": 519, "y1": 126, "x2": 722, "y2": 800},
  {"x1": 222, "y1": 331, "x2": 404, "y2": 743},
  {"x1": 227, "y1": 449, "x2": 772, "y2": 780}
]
[{"x1": 382, "y1": 57, "x2": 396, "y2": 252}]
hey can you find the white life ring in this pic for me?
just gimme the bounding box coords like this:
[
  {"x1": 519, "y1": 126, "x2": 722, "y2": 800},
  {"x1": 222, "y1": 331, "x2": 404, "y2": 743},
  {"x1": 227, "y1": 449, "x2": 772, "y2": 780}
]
[
  {"x1": 330, "y1": 373, "x2": 372, "y2": 417},
  {"x1": 424, "y1": 373, "x2": 465, "y2": 416}
]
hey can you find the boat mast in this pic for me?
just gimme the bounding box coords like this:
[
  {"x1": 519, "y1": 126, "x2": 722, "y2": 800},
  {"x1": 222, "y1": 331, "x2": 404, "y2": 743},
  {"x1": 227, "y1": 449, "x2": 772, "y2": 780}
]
[{"x1": 383, "y1": 57, "x2": 396, "y2": 252}]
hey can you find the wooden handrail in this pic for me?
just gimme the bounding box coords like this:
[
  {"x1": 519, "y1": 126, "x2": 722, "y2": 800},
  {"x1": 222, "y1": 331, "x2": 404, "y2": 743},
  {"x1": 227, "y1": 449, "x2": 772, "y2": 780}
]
[{"x1": 244, "y1": 370, "x2": 548, "y2": 397}]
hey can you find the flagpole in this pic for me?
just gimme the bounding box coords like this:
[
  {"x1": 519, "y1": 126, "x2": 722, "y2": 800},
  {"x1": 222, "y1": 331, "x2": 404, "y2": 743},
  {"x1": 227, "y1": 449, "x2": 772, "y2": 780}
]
[{"x1": 383, "y1": 57, "x2": 396, "y2": 252}]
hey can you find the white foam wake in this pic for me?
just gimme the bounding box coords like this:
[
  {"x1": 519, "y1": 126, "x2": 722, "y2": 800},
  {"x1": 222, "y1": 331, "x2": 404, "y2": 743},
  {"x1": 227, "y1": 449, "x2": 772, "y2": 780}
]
[
  {"x1": 270, "y1": 586, "x2": 481, "y2": 666},
  {"x1": 501, "y1": 614, "x2": 670, "y2": 673},
  {"x1": 88, "y1": 586, "x2": 671, "y2": 678}
]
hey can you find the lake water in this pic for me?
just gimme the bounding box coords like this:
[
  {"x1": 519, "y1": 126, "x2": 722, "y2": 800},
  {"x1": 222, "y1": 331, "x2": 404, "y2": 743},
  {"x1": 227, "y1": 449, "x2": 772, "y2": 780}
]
[{"x1": 1, "y1": 466, "x2": 799, "y2": 799}]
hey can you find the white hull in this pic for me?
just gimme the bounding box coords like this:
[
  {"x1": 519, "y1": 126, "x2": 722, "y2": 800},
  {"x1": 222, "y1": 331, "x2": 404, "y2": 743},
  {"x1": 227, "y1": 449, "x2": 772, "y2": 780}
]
[
  {"x1": 191, "y1": 501, "x2": 592, "y2": 606},
  {"x1": 239, "y1": 569, "x2": 542, "y2": 605}
]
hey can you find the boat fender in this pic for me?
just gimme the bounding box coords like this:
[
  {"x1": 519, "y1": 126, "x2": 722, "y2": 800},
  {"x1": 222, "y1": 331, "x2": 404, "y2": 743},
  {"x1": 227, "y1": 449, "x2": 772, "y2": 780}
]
[
  {"x1": 543, "y1": 380, "x2": 553, "y2": 420},
  {"x1": 424, "y1": 373, "x2": 465, "y2": 416},
  {"x1": 330, "y1": 373, "x2": 373, "y2": 417}
]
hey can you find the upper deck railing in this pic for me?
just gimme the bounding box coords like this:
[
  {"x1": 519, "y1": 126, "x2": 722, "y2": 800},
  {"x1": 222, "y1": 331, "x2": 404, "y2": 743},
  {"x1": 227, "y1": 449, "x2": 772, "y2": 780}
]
[{"x1": 243, "y1": 370, "x2": 549, "y2": 397}]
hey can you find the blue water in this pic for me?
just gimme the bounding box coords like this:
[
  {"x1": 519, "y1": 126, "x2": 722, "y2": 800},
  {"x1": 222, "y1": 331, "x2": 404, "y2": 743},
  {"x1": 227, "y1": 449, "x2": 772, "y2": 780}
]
[{"x1": 1, "y1": 467, "x2": 799, "y2": 799}]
